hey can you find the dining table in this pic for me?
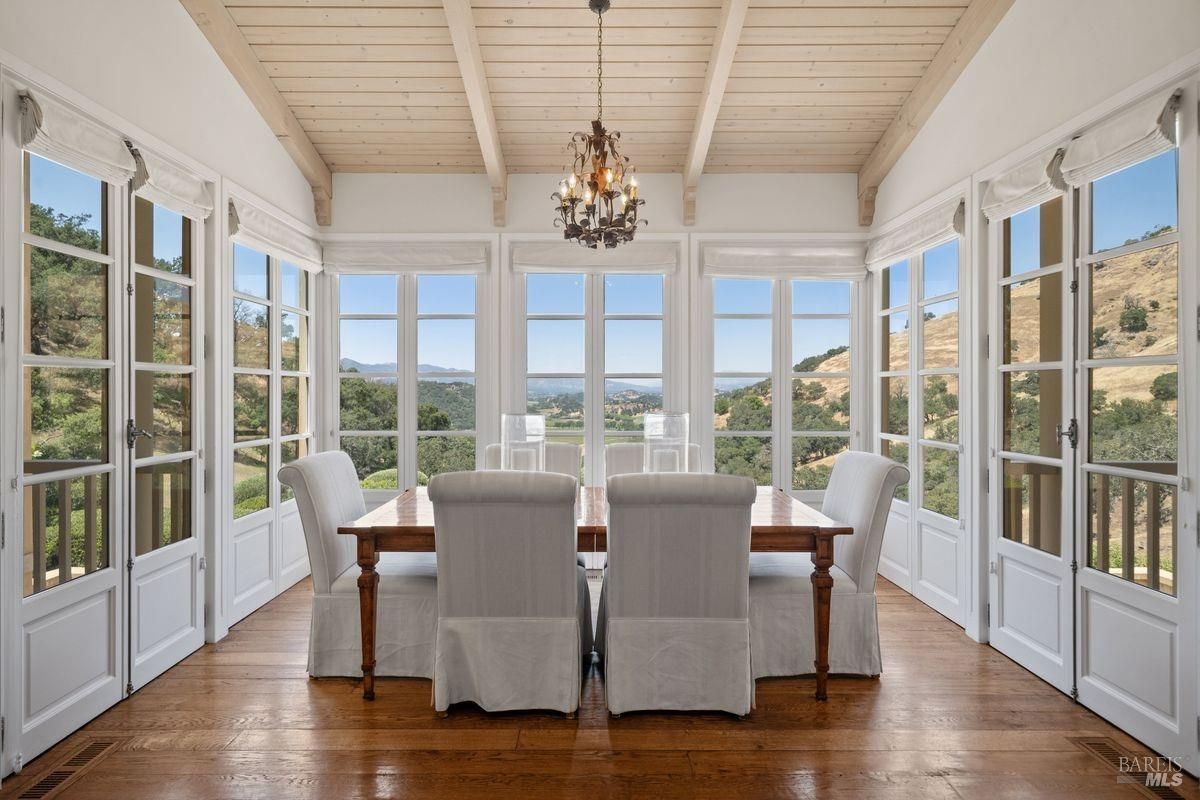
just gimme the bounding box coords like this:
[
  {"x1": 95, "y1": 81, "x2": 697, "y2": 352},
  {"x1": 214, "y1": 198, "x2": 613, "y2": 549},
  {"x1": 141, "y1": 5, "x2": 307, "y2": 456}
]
[{"x1": 338, "y1": 485, "x2": 854, "y2": 702}]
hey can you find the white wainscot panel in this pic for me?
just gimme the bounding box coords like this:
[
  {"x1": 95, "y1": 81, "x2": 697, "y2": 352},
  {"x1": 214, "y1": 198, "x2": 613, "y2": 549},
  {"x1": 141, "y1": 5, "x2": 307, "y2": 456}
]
[
  {"x1": 878, "y1": 504, "x2": 911, "y2": 591},
  {"x1": 998, "y1": 555, "x2": 1061, "y2": 658},
  {"x1": 134, "y1": 556, "x2": 197, "y2": 661},
  {"x1": 916, "y1": 523, "x2": 962, "y2": 622},
  {"x1": 232, "y1": 518, "x2": 274, "y2": 611},
  {"x1": 1082, "y1": 589, "x2": 1176, "y2": 721},
  {"x1": 279, "y1": 502, "x2": 310, "y2": 589},
  {"x1": 25, "y1": 592, "x2": 115, "y2": 721}
]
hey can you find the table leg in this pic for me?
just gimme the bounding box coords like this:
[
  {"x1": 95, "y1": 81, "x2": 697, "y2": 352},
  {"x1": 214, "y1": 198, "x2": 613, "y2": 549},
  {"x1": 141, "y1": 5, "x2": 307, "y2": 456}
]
[
  {"x1": 357, "y1": 538, "x2": 379, "y2": 700},
  {"x1": 811, "y1": 534, "x2": 835, "y2": 701}
]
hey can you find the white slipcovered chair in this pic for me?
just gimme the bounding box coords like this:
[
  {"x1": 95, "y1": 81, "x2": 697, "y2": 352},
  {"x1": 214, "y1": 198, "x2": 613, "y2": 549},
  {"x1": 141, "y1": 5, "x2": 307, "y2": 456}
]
[
  {"x1": 749, "y1": 451, "x2": 909, "y2": 678},
  {"x1": 603, "y1": 442, "x2": 703, "y2": 478},
  {"x1": 278, "y1": 451, "x2": 437, "y2": 678},
  {"x1": 597, "y1": 472, "x2": 756, "y2": 716},
  {"x1": 483, "y1": 441, "x2": 582, "y2": 478},
  {"x1": 428, "y1": 470, "x2": 592, "y2": 715}
]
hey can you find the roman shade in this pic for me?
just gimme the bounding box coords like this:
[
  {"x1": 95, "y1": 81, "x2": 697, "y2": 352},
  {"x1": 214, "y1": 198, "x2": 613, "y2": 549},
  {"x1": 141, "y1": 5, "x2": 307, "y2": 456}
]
[
  {"x1": 19, "y1": 91, "x2": 136, "y2": 185},
  {"x1": 980, "y1": 147, "x2": 1066, "y2": 222},
  {"x1": 229, "y1": 197, "x2": 322, "y2": 272},
  {"x1": 701, "y1": 243, "x2": 866, "y2": 280},
  {"x1": 511, "y1": 241, "x2": 679, "y2": 274},
  {"x1": 866, "y1": 197, "x2": 965, "y2": 267},
  {"x1": 129, "y1": 145, "x2": 214, "y2": 220},
  {"x1": 1060, "y1": 88, "x2": 1182, "y2": 187},
  {"x1": 323, "y1": 241, "x2": 488, "y2": 274}
]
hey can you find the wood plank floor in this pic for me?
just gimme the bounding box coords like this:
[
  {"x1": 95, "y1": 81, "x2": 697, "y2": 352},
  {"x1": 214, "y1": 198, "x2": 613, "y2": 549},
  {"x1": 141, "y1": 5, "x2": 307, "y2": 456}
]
[{"x1": 4, "y1": 578, "x2": 1194, "y2": 799}]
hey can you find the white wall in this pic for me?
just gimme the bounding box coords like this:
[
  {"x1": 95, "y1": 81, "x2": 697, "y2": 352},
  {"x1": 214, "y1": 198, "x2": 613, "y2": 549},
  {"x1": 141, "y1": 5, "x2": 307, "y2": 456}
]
[
  {"x1": 872, "y1": 0, "x2": 1200, "y2": 226},
  {"x1": 326, "y1": 171, "x2": 863, "y2": 234},
  {"x1": 0, "y1": 0, "x2": 316, "y2": 226}
]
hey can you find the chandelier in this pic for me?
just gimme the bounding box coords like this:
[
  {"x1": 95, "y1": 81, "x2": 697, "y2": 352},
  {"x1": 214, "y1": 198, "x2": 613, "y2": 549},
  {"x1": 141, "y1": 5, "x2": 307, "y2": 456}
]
[{"x1": 552, "y1": 0, "x2": 645, "y2": 249}]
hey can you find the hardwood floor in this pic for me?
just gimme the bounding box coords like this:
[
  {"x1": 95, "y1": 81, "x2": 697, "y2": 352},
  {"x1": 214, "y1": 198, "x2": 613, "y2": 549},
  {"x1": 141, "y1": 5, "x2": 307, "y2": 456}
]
[{"x1": 3, "y1": 578, "x2": 1193, "y2": 799}]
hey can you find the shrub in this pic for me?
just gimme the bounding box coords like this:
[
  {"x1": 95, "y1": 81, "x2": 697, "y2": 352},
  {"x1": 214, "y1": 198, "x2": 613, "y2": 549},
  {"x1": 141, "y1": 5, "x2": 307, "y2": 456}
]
[
  {"x1": 1092, "y1": 326, "x2": 1109, "y2": 349},
  {"x1": 1150, "y1": 372, "x2": 1177, "y2": 402},
  {"x1": 362, "y1": 468, "x2": 398, "y2": 489},
  {"x1": 1119, "y1": 305, "x2": 1148, "y2": 333}
]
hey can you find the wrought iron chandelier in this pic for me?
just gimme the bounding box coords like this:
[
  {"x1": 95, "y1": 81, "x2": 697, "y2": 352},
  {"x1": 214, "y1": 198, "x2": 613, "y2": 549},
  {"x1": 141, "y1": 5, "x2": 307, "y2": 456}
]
[{"x1": 552, "y1": 0, "x2": 645, "y2": 249}]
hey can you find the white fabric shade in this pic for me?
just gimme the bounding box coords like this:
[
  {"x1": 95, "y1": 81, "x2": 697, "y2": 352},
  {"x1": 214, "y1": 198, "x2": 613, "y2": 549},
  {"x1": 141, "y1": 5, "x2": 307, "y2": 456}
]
[
  {"x1": 512, "y1": 240, "x2": 679, "y2": 274},
  {"x1": 701, "y1": 243, "x2": 866, "y2": 280},
  {"x1": 19, "y1": 91, "x2": 136, "y2": 185},
  {"x1": 229, "y1": 197, "x2": 322, "y2": 272},
  {"x1": 981, "y1": 148, "x2": 1066, "y2": 221},
  {"x1": 324, "y1": 241, "x2": 488, "y2": 274},
  {"x1": 866, "y1": 197, "x2": 964, "y2": 267},
  {"x1": 130, "y1": 146, "x2": 214, "y2": 220},
  {"x1": 1060, "y1": 88, "x2": 1181, "y2": 187}
]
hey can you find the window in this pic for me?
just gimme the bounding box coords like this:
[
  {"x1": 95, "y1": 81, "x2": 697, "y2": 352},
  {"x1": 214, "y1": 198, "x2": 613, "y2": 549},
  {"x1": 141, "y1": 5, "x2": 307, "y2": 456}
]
[
  {"x1": 791, "y1": 281, "x2": 852, "y2": 490},
  {"x1": 526, "y1": 273, "x2": 586, "y2": 464},
  {"x1": 337, "y1": 273, "x2": 479, "y2": 489},
  {"x1": 280, "y1": 262, "x2": 312, "y2": 500},
  {"x1": 713, "y1": 279, "x2": 773, "y2": 484},
  {"x1": 21, "y1": 153, "x2": 113, "y2": 595},
  {"x1": 878, "y1": 260, "x2": 911, "y2": 501}
]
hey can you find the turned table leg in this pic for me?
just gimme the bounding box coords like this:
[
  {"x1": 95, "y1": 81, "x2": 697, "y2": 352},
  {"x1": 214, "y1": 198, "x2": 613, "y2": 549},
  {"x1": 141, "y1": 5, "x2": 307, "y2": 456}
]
[
  {"x1": 357, "y1": 536, "x2": 379, "y2": 700},
  {"x1": 811, "y1": 533, "x2": 835, "y2": 701}
]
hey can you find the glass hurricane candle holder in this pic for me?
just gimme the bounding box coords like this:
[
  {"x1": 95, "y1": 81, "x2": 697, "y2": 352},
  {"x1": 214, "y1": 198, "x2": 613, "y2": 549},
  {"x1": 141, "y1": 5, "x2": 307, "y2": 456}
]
[
  {"x1": 501, "y1": 413, "x2": 546, "y2": 472},
  {"x1": 644, "y1": 412, "x2": 689, "y2": 473}
]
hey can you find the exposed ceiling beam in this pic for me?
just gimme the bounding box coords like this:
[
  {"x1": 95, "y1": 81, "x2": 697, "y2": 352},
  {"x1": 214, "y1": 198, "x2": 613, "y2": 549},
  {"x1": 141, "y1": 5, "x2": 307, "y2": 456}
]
[
  {"x1": 681, "y1": 0, "x2": 750, "y2": 226},
  {"x1": 443, "y1": 0, "x2": 508, "y2": 227},
  {"x1": 856, "y1": 0, "x2": 1014, "y2": 227},
  {"x1": 179, "y1": 0, "x2": 334, "y2": 226}
]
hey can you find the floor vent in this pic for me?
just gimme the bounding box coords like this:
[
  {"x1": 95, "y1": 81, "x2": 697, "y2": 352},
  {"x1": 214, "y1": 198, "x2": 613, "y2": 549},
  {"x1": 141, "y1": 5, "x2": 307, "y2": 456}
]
[
  {"x1": 15, "y1": 739, "x2": 123, "y2": 800},
  {"x1": 1071, "y1": 736, "x2": 1188, "y2": 800}
]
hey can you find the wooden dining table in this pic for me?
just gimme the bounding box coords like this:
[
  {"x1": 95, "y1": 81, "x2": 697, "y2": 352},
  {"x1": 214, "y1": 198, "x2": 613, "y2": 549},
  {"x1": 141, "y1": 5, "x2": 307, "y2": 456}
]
[{"x1": 339, "y1": 485, "x2": 853, "y2": 702}]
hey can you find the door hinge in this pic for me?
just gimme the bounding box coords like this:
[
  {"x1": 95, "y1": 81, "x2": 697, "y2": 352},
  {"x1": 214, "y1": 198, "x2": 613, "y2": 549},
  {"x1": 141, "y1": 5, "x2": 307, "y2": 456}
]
[
  {"x1": 125, "y1": 283, "x2": 134, "y2": 297},
  {"x1": 983, "y1": 333, "x2": 990, "y2": 359},
  {"x1": 989, "y1": 560, "x2": 997, "y2": 575},
  {"x1": 1070, "y1": 559, "x2": 1079, "y2": 574},
  {"x1": 985, "y1": 602, "x2": 991, "y2": 626},
  {"x1": 1056, "y1": 418, "x2": 1078, "y2": 449},
  {"x1": 1069, "y1": 279, "x2": 1079, "y2": 293},
  {"x1": 1, "y1": 306, "x2": 6, "y2": 343},
  {"x1": 125, "y1": 682, "x2": 133, "y2": 696},
  {"x1": 125, "y1": 557, "x2": 134, "y2": 571},
  {"x1": 198, "y1": 556, "x2": 207, "y2": 571},
  {"x1": 1070, "y1": 685, "x2": 1079, "y2": 702},
  {"x1": 1, "y1": 511, "x2": 5, "y2": 549}
]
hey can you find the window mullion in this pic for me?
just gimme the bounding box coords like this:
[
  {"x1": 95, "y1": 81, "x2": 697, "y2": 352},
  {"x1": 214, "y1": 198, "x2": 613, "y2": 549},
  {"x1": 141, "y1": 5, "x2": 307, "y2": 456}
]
[{"x1": 585, "y1": 273, "x2": 604, "y2": 485}]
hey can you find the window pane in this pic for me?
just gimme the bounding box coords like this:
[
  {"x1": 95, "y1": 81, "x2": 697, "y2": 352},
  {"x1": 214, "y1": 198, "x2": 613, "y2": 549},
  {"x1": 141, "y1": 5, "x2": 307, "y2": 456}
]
[
  {"x1": 23, "y1": 473, "x2": 109, "y2": 597},
  {"x1": 1091, "y1": 150, "x2": 1177, "y2": 254},
  {"x1": 134, "y1": 198, "x2": 188, "y2": 275},
  {"x1": 714, "y1": 319, "x2": 771, "y2": 373},
  {"x1": 793, "y1": 377, "x2": 849, "y2": 432},
  {"x1": 882, "y1": 261, "x2": 908, "y2": 308},
  {"x1": 713, "y1": 278, "x2": 771, "y2": 314},
  {"x1": 418, "y1": 436, "x2": 476, "y2": 485},
  {"x1": 133, "y1": 371, "x2": 191, "y2": 458},
  {"x1": 135, "y1": 461, "x2": 193, "y2": 555},
  {"x1": 1002, "y1": 370, "x2": 1062, "y2": 457},
  {"x1": 233, "y1": 298, "x2": 269, "y2": 369},
  {"x1": 922, "y1": 374, "x2": 959, "y2": 443},
  {"x1": 25, "y1": 246, "x2": 108, "y2": 359},
  {"x1": 340, "y1": 274, "x2": 397, "y2": 314},
  {"x1": 281, "y1": 263, "x2": 306, "y2": 309},
  {"x1": 1089, "y1": 241, "x2": 1177, "y2": 359},
  {"x1": 1089, "y1": 366, "x2": 1177, "y2": 471},
  {"x1": 1003, "y1": 273, "x2": 1063, "y2": 364},
  {"x1": 1088, "y1": 473, "x2": 1176, "y2": 596},
  {"x1": 26, "y1": 154, "x2": 104, "y2": 253},
  {"x1": 605, "y1": 319, "x2": 662, "y2": 373},
  {"x1": 280, "y1": 311, "x2": 306, "y2": 372},
  {"x1": 792, "y1": 281, "x2": 849, "y2": 315},
  {"x1": 233, "y1": 244, "x2": 268, "y2": 299},
  {"x1": 527, "y1": 273, "x2": 584, "y2": 315},
  {"x1": 922, "y1": 447, "x2": 958, "y2": 518},
  {"x1": 921, "y1": 299, "x2": 958, "y2": 369},
  {"x1": 1001, "y1": 459, "x2": 1061, "y2": 555},
  {"x1": 715, "y1": 436, "x2": 772, "y2": 485},
  {"x1": 418, "y1": 274, "x2": 475, "y2": 314},
  {"x1": 792, "y1": 319, "x2": 849, "y2": 372},
  {"x1": 881, "y1": 439, "x2": 909, "y2": 502},
  {"x1": 233, "y1": 445, "x2": 270, "y2": 519},
  {"x1": 418, "y1": 377, "x2": 475, "y2": 431},
  {"x1": 715, "y1": 377, "x2": 772, "y2": 432},
  {"x1": 280, "y1": 438, "x2": 309, "y2": 502},
  {"x1": 605, "y1": 378, "x2": 662, "y2": 431},
  {"x1": 342, "y1": 436, "x2": 398, "y2": 489},
  {"x1": 418, "y1": 319, "x2": 474, "y2": 373},
  {"x1": 340, "y1": 319, "x2": 396, "y2": 372},
  {"x1": 792, "y1": 436, "x2": 848, "y2": 490},
  {"x1": 1004, "y1": 197, "x2": 1062, "y2": 277},
  {"x1": 527, "y1": 378, "x2": 584, "y2": 430},
  {"x1": 340, "y1": 376, "x2": 397, "y2": 431},
  {"x1": 922, "y1": 240, "x2": 958, "y2": 297},
  {"x1": 605, "y1": 275, "x2": 663, "y2": 314},
  {"x1": 528, "y1": 320, "x2": 584, "y2": 373},
  {"x1": 880, "y1": 375, "x2": 908, "y2": 436},
  {"x1": 25, "y1": 367, "x2": 109, "y2": 470},
  {"x1": 233, "y1": 374, "x2": 269, "y2": 442},
  {"x1": 135, "y1": 274, "x2": 191, "y2": 365},
  {"x1": 880, "y1": 311, "x2": 909, "y2": 373},
  {"x1": 281, "y1": 376, "x2": 308, "y2": 436}
]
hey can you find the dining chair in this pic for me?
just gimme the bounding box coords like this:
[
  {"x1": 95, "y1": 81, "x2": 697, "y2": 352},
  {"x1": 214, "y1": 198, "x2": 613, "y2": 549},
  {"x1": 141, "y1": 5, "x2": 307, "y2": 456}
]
[
  {"x1": 604, "y1": 442, "x2": 703, "y2": 477},
  {"x1": 748, "y1": 451, "x2": 909, "y2": 678},
  {"x1": 279, "y1": 451, "x2": 437, "y2": 678},
  {"x1": 428, "y1": 470, "x2": 592, "y2": 715},
  {"x1": 482, "y1": 441, "x2": 582, "y2": 478},
  {"x1": 597, "y1": 472, "x2": 756, "y2": 716}
]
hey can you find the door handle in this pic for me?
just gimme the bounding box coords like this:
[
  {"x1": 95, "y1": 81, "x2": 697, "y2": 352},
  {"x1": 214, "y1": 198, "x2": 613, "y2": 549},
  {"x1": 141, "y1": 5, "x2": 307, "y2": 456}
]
[
  {"x1": 1054, "y1": 418, "x2": 1078, "y2": 449},
  {"x1": 126, "y1": 419, "x2": 155, "y2": 449}
]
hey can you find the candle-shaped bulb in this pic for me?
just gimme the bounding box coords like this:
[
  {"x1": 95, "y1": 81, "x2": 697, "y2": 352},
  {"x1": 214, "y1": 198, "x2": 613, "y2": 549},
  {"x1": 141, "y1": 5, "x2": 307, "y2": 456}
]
[
  {"x1": 628, "y1": 177, "x2": 639, "y2": 200},
  {"x1": 568, "y1": 173, "x2": 577, "y2": 188},
  {"x1": 584, "y1": 188, "x2": 593, "y2": 204}
]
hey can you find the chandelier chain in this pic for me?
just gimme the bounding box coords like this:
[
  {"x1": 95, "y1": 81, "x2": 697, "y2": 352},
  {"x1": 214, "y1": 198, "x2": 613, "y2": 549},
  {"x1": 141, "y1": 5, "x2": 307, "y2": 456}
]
[{"x1": 596, "y1": 11, "x2": 603, "y2": 122}]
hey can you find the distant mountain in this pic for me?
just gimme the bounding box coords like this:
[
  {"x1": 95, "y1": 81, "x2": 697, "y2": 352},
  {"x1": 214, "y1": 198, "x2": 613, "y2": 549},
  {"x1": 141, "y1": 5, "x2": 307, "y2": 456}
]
[
  {"x1": 526, "y1": 378, "x2": 663, "y2": 397},
  {"x1": 339, "y1": 359, "x2": 472, "y2": 376}
]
